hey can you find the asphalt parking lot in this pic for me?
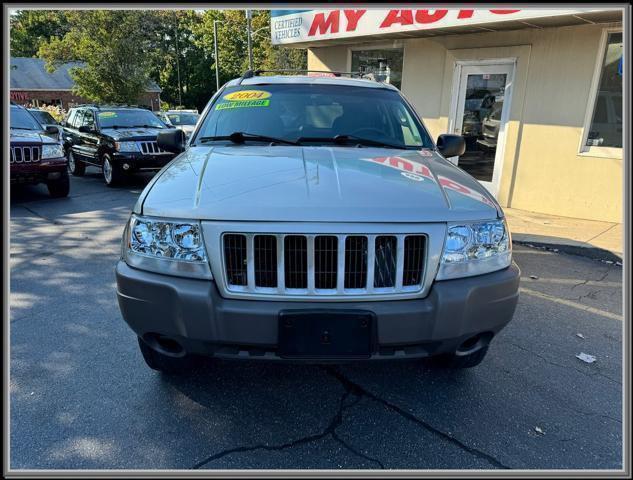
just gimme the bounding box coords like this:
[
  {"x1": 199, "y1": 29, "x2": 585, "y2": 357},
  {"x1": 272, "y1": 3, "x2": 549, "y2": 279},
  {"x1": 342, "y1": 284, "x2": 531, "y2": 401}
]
[{"x1": 10, "y1": 169, "x2": 623, "y2": 470}]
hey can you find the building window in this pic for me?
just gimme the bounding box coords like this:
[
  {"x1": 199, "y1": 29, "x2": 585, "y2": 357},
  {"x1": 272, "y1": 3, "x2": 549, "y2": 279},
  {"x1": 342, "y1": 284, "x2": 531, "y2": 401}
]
[
  {"x1": 585, "y1": 31, "x2": 622, "y2": 149},
  {"x1": 351, "y1": 48, "x2": 404, "y2": 89}
]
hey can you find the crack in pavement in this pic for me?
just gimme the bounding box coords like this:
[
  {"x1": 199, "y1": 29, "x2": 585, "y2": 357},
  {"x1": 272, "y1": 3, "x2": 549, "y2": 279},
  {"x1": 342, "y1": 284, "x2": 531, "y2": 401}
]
[
  {"x1": 572, "y1": 269, "x2": 611, "y2": 290},
  {"x1": 191, "y1": 365, "x2": 509, "y2": 469},
  {"x1": 323, "y1": 367, "x2": 510, "y2": 469},
  {"x1": 20, "y1": 205, "x2": 64, "y2": 226},
  {"x1": 191, "y1": 374, "x2": 384, "y2": 469},
  {"x1": 509, "y1": 342, "x2": 621, "y2": 386}
]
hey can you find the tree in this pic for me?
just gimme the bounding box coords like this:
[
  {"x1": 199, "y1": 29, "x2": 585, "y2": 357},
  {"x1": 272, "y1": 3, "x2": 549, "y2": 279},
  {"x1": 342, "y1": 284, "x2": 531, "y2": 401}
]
[
  {"x1": 38, "y1": 11, "x2": 159, "y2": 104},
  {"x1": 146, "y1": 11, "x2": 215, "y2": 112},
  {"x1": 194, "y1": 10, "x2": 306, "y2": 91},
  {"x1": 10, "y1": 10, "x2": 71, "y2": 57}
]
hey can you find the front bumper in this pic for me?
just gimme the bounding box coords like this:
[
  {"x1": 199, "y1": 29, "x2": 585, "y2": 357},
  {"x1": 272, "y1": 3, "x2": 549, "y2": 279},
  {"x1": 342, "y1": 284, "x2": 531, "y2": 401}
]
[
  {"x1": 116, "y1": 261, "x2": 520, "y2": 361},
  {"x1": 10, "y1": 157, "x2": 67, "y2": 185},
  {"x1": 112, "y1": 152, "x2": 175, "y2": 171}
]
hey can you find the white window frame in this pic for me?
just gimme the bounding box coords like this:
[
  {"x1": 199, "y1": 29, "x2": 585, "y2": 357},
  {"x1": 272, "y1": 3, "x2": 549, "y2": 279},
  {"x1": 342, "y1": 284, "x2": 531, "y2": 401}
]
[
  {"x1": 346, "y1": 41, "x2": 405, "y2": 86},
  {"x1": 578, "y1": 27, "x2": 623, "y2": 158}
]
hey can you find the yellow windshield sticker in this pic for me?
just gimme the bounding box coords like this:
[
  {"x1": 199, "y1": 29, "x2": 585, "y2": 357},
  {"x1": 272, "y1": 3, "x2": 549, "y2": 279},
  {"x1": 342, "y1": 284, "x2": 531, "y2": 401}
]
[
  {"x1": 223, "y1": 90, "x2": 271, "y2": 101},
  {"x1": 216, "y1": 99, "x2": 269, "y2": 110},
  {"x1": 98, "y1": 112, "x2": 117, "y2": 118}
]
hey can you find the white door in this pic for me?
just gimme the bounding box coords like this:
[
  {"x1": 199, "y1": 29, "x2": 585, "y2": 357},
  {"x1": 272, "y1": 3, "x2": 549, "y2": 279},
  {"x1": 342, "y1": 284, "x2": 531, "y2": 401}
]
[{"x1": 449, "y1": 61, "x2": 515, "y2": 196}]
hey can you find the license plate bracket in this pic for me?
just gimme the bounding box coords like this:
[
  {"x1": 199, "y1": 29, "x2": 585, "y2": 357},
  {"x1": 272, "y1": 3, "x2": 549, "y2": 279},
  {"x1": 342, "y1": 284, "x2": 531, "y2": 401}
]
[{"x1": 278, "y1": 310, "x2": 374, "y2": 359}]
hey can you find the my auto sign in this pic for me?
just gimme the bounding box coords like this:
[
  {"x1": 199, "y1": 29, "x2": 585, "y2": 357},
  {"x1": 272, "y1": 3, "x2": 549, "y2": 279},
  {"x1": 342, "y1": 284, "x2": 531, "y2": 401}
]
[{"x1": 271, "y1": 8, "x2": 602, "y2": 45}]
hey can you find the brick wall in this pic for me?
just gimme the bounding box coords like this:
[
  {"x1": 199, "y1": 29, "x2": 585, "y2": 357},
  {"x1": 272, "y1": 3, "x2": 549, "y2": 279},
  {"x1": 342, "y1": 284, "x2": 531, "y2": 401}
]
[{"x1": 10, "y1": 90, "x2": 161, "y2": 111}]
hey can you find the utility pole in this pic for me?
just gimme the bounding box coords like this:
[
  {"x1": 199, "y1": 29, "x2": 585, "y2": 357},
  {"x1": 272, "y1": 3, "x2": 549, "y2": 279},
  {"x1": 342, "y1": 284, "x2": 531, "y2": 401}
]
[
  {"x1": 174, "y1": 12, "x2": 183, "y2": 107},
  {"x1": 213, "y1": 20, "x2": 221, "y2": 92},
  {"x1": 245, "y1": 9, "x2": 253, "y2": 71}
]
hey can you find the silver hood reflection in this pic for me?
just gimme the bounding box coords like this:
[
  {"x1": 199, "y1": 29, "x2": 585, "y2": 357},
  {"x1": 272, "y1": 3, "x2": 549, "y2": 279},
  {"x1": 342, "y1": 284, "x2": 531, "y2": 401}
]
[{"x1": 136, "y1": 146, "x2": 502, "y2": 223}]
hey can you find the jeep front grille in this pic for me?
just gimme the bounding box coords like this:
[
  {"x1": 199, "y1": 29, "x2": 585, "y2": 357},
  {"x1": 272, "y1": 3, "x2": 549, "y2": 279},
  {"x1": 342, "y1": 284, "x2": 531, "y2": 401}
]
[
  {"x1": 221, "y1": 233, "x2": 427, "y2": 297},
  {"x1": 10, "y1": 146, "x2": 41, "y2": 164},
  {"x1": 138, "y1": 141, "x2": 169, "y2": 155}
]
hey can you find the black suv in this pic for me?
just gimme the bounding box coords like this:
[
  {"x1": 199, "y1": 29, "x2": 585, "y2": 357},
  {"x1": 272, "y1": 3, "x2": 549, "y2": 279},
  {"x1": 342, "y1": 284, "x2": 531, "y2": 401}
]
[{"x1": 62, "y1": 105, "x2": 178, "y2": 186}]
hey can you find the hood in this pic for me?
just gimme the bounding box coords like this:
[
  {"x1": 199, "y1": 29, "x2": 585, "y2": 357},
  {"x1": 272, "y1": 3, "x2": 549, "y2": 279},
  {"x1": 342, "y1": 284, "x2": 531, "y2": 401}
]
[
  {"x1": 139, "y1": 146, "x2": 501, "y2": 223},
  {"x1": 10, "y1": 129, "x2": 57, "y2": 145},
  {"x1": 100, "y1": 127, "x2": 174, "y2": 141}
]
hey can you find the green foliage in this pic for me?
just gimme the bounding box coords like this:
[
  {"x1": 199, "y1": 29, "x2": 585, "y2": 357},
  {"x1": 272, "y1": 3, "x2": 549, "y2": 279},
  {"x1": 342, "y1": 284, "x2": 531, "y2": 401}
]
[
  {"x1": 25, "y1": 9, "x2": 307, "y2": 111},
  {"x1": 195, "y1": 10, "x2": 306, "y2": 90},
  {"x1": 39, "y1": 11, "x2": 159, "y2": 105},
  {"x1": 10, "y1": 10, "x2": 71, "y2": 57}
]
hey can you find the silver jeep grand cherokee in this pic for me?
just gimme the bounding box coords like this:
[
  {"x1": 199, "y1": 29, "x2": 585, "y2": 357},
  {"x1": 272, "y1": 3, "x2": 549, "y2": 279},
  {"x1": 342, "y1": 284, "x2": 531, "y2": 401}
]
[{"x1": 115, "y1": 72, "x2": 520, "y2": 373}]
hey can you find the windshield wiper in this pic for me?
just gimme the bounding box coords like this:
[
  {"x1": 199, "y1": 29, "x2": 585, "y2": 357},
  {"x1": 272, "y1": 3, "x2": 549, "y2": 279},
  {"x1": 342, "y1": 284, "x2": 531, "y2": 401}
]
[
  {"x1": 198, "y1": 131, "x2": 298, "y2": 146},
  {"x1": 130, "y1": 124, "x2": 164, "y2": 129},
  {"x1": 296, "y1": 134, "x2": 407, "y2": 150}
]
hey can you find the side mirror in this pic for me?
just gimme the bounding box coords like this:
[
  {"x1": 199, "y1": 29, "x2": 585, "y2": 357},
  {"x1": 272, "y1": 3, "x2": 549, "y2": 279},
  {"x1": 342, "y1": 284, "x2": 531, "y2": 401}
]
[
  {"x1": 157, "y1": 129, "x2": 186, "y2": 154},
  {"x1": 45, "y1": 125, "x2": 60, "y2": 135},
  {"x1": 436, "y1": 134, "x2": 466, "y2": 158},
  {"x1": 78, "y1": 125, "x2": 93, "y2": 133}
]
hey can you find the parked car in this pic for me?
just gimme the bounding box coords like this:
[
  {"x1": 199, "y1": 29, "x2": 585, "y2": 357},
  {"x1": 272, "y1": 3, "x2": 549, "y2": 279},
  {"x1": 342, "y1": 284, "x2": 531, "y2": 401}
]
[
  {"x1": 477, "y1": 101, "x2": 503, "y2": 150},
  {"x1": 28, "y1": 108, "x2": 62, "y2": 141},
  {"x1": 62, "y1": 105, "x2": 178, "y2": 186},
  {"x1": 157, "y1": 109, "x2": 200, "y2": 139},
  {"x1": 10, "y1": 103, "x2": 69, "y2": 198},
  {"x1": 116, "y1": 73, "x2": 520, "y2": 373}
]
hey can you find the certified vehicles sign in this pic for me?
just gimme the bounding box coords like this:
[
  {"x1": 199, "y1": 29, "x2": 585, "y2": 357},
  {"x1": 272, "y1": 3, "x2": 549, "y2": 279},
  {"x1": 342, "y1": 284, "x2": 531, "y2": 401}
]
[{"x1": 271, "y1": 8, "x2": 608, "y2": 45}]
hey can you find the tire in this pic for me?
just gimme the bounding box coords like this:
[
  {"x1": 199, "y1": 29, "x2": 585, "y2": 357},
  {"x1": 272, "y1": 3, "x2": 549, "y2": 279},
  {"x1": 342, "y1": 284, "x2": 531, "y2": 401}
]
[
  {"x1": 67, "y1": 150, "x2": 85, "y2": 176},
  {"x1": 137, "y1": 337, "x2": 197, "y2": 374},
  {"x1": 47, "y1": 169, "x2": 70, "y2": 198},
  {"x1": 432, "y1": 346, "x2": 489, "y2": 369},
  {"x1": 102, "y1": 154, "x2": 123, "y2": 187}
]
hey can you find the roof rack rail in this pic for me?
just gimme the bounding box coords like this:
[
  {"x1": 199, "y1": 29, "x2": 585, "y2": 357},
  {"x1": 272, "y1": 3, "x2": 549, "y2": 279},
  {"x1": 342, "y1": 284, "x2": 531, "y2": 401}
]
[{"x1": 238, "y1": 69, "x2": 372, "y2": 83}]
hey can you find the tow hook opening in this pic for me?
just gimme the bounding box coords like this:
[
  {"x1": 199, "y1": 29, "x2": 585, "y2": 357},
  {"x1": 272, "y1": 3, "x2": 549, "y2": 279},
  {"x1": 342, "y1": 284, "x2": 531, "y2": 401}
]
[
  {"x1": 456, "y1": 332, "x2": 494, "y2": 356},
  {"x1": 143, "y1": 333, "x2": 186, "y2": 357}
]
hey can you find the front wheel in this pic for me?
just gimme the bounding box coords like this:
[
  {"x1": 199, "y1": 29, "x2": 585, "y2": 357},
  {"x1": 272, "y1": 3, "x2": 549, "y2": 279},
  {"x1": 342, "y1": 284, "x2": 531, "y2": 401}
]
[
  {"x1": 137, "y1": 337, "x2": 198, "y2": 374},
  {"x1": 47, "y1": 169, "x2": 70, "y2": 198},
  {"x1": 102, "y1": 154, "x2": 123, "y2": 187},
  {"x1": 67, "y1": 150, "x2": 85, "y2": 176}
]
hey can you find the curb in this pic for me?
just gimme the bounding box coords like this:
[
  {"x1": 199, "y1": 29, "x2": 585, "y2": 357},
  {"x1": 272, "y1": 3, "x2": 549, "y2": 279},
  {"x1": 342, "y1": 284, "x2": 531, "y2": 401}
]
[{"x1": 512, "y1": 240, "x2": 622, "y2": 264}]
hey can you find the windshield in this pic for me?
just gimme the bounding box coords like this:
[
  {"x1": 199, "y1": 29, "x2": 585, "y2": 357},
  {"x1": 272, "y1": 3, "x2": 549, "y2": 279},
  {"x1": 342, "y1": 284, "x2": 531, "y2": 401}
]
[
  {"x1": 167, "y1": 113, "x2": 199, "y2": 125},
  {"x1": 97, "y1": 109, "x2": 166, "y2": 129},
  {"x1": 29, "y1": 110, "x2": 57, "y2": 125},
  {"x1": 10, "y1": 107, "x2": 44, "y2": 131},
  {"x1": 195, "y1": 84, "x2": 433, "y2": 149}
]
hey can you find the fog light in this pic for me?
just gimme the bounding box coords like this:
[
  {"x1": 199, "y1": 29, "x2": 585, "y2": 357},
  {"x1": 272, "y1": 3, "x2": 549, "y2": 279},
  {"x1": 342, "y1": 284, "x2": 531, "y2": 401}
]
[
  {"x1": 122, "y1": 163, "x2": 131, "y2": 171},
  {"x1": 47, "y1": 172, "x2": 61, "y2": 180}
]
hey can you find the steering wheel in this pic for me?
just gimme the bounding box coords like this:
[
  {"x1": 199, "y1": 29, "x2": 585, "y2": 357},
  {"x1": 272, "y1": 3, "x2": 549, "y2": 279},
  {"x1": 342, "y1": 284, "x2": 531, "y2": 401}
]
[{"x1": 347, "y1": 127, "x2": 385, "y2": 138}]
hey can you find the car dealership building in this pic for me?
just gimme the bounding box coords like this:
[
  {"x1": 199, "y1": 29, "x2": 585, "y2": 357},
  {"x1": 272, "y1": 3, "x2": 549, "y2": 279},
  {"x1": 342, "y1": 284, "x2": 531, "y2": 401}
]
[{"x1": 271, "y1": 8, "x2": 624, "y2": 223}]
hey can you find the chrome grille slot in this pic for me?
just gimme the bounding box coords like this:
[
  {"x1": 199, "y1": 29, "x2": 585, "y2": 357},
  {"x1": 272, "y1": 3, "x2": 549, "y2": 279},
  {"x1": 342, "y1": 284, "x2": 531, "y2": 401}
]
[
  {"x1": 344, "y1": 236, "x2": 368, "y2": 289},
  {"x1": 139, "y1": 141, "x2": 166, "y2": 155},
  {"x1": 224, "y1": 234, "x2": 247, "y2": 286},
  {"x1": 314, "y1": 236, "x2": 337, "y2": 289},
  {"x1": 254, "y1": 235, "x2": 278, "y2": 287},
  {"x1": 403, "y1": 235, "x2": 426, "y2": 286},
  {"x1": 218, "y1": 229, "x2": 430, "y2": 300},
  {"x1": 284, "y1": 235, "x2": 307, "y2": 289},
  {"x1": 10, "y1": 146, "x2": 41, "y2": 164},
  {"x1": 374, "y1": 236, "x2": 397, "y2": 288}
]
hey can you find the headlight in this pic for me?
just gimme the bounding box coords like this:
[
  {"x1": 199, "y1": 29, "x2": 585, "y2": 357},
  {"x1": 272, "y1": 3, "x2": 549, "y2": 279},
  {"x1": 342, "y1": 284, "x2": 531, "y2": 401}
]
[
  {"x1": 436, "y1": 218, "x2": 511, "y2": 280},
  {"x1": 115, "y1": 141, "x2": 139, "y2": 152},
  {"x1": 41, "y1": 144, "x2": 64, "y2": 159},
  {"x1": 122, "y1": 214, "x2": 212, "y2": 279}
]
